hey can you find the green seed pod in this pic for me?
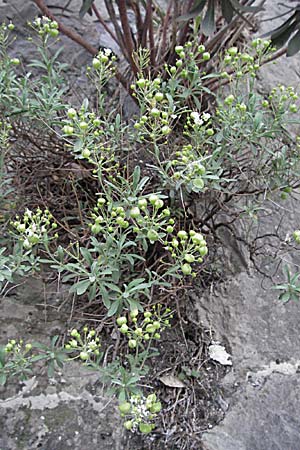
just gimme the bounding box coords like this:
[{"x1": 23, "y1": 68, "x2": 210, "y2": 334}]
[
  {"x1": 119, "y1": 402, "x2": 131, "y2": 414},
  {"x1": 199, "y1": 246, "x2": 208, "y2": 256},
  {"x1": 175, "y1": 45, "x2": 184, "y2": 53},
  {"x1": 151, "y1": 107, "x2": 160, "y2": 117},
  {"x1": 117, "y1": 316, "x2": 127, "y2": 326},
  {"x1": 293, "y1": 230, "x2": 300, "y2": 244},
  {"x1": 130, "y1": 309, "x2": 139, "y2": 318},
  {"x1": 139, "y1": 422, "x2": 153, "y2": 434},
  {"x1": 228, "y1": 47, "x2": 238, "y2": 56},
  {"x1": 62, "y1": 125, "x2": 74, "y2": 135},
  {"x1": 67, "y1": 108, "x2": 77, "y2": 119},
  {"x1": 177, "y1": 230, "x2": 187, "y2": 240},
  {"x1": 184, "y1": 254, "x2": 195, "y2": 263},
  {"x1": 155, "y1": 92, "x2": 164, "y2": 102},
  {"x1": 130, "y1": 206, "x2": 141, "y2": 218},
  {"x1": 92, "y1": 58, "x2": 101, "y2": 69},
  {"x1": 49, "y1": 29, "x2": 59, "y2": 38},
  {"x1": 91, "y1": 223, "x2": 101, "y2": 234},
  {"x1": 79, "y1": 121, "x2": 88, "y2": 130},
  {"x1": 80, "y1": 351, "x2": 89, "y2": 360},
  {"x1": 161, "y1": 125, "x2": 171, "y2": 135},
  {"x1": 81, "y1": 148, "x2": 91, "y2": 158},
  {"x1": 124, "y1": 420, "x2": 133, "y2": 430},
  {"x1": 128, "y1": 339, "x2": 137, "y2": 349},
  {"x1": 150, "y1": 401, "x2": 162, "y2": 413},
  {"x1": 136, "y1": 78, "x2": 146, "y2": 88},
  {"x1": 146, "y1": 324, "x2": 156, "y2": 333},
  {"x1": 181, "y1": 263, "x2": 192, "y2": 275},
  {"x1": 120, "y1": 324, "x2": 129, "y2": 334},
  {"x1": 147, "y1": 229, "x2": 159, "y2": 243},
  {"x1": 224, "y1": 94, "x2": 235, "y2": 105}
]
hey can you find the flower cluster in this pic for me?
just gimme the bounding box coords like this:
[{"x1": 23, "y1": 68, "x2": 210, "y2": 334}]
[
  {"x1": 11, "y1": 208, "x2": 57, "y2": 250},
  {"x1": 65, "y1": 327, "x2": 101, "y2": 361},
  {"x1": 268, "y1": 84, "x2": 298, "y2": 115},
  {"x1": 116, "y1": 305, "x2": 172, "y2": 345},
  {"x1": 62, "y1": 105, "x2": 118, "y2": 172},
  {"x1": 221, "y1": 40, "x2": 273, "y2": 80},
  {"x1": 132, "y1": 76, "x2": 174, "y2": 142},
  {"x1": 87, "y1": 48, "x2": 116, "y2": 113},
  {"x1": 89, "y1": 193, "x2": 175, "y2": 244},
  {"x1": 31, "y1": 16, "x2": 59, "y2": 39},
  {"x1": 164, "y1": 230, "x2": 208, "y2": 277},
  {"x1": 4, "y1": 339, "x2": 32, "y2": 354},
  {"x1": 119, "y1": 393, "x2": 162, "y2": 433},
  {"x1": 170, "y1": 143, "x2": 207, "y2": 191}
]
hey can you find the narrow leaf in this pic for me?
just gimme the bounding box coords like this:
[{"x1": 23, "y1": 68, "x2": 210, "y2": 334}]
[
  {"x1": 221, "y1": 0, "x2": 234, "y2": 23},
  {"x1": 287, "y1": 28, "x2": 300, "y2": 56},
  {"x1": 176, "y1": 0, "x2": 207, "y2": 22},
  {"x1": 79, "y1": 0, "x2": 94, "y2": 19},
  {"x1": 202, "y1": 0, "x2": 215, "y2": 36},
  {"x1": 229, "y1": 0, "x2": 263, "y2": 13}
]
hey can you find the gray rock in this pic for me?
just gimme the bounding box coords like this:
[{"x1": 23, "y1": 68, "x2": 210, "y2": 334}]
[{"x1": 203, "y1": 373, "x2": 300, "y2": 450}]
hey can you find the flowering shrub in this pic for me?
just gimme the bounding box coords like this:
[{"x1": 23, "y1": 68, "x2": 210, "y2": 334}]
[{"x1": 1, "y1": 17, "x2": 300, "y2": 436}]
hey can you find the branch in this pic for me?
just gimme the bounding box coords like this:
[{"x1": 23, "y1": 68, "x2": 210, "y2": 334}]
[
  {"x1": 116, "y1": 0, "x2": 138, "y2": 73},
  {"x1": 91, "y1": 3, "x2": 118, "y2": 45}
]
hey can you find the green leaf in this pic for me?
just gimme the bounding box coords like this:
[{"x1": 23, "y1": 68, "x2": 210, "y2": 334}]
[
  {"x1": 0, "y1": 373, "x2": 7, "y2": 385},
  {"x1": 272, "y1": 21, "x2": 298, "y2": 48},
  {"x1": 287, "y1": 28, "x2": 300, "y2": 56},
  {"x1": 107, "y1": 300, "x2": 121, "y2": 317},
  {"x1": 229, "y1": 0, "x2": 263, "y2": 13},
  {"x1": 30, "y1": 354, "x2": 48, "y2": 362},
  {"x1": 88, "y1": 282, "x2": 97, "y2": 301},
  {"x1": 127, "y1": 298, "x2": 143, "y2": 312},
  {"x1": 132, "y1": 166, "x2": 141, "y2": 189},
  {"x1": 279, "y1": 291, "x2": 291, "y2": 302},
  {"x1": 177, "y1": 0, "x2": 207, "y2": 22},
  {"x1": 79, "y1": 0, "x2": 94, "y2": 19},
  {"x1": 47, "y1": 361, "x2": 55, "y2": 378},
  {"x1": 221, "y1": 0, "x2": 234, "y2": 23},
  {"x1": 51, "y1": 335, "x2": 59, "y2": 347},
  {"x1": 202, "y1": 0, "x2": 215, "y2": 36},
  {"x1": 70, "y1": 279, "x2": 91, "y2": 296},
  {"x1": 80, "y1": 247, "x2": 93, "y2": 265}
]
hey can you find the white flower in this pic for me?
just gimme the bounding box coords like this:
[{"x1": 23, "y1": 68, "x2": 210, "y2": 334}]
[
  {"x1": 25, "y1": 208, "x2": 32, "y2": 218},
  {"x1": 104, "y1": 48, "x2": 112, "y2": 56},
  {"x1": 202, "y1": 112, "x2": 211, "y2": 121},
  {"x1": 190, "y1": 112, "x2": 203, "y2": 125}
]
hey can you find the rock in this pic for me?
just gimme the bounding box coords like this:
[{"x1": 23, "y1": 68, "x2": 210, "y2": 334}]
[
  {"x1": 0, "y1": 278, "x2": 125, "y2": 450},
  {"x1": 203, "y1": 373, "x2": 300, "y2": 450}
]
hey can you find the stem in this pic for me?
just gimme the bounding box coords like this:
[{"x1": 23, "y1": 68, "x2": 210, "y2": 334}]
[
  {"x1": 148, "y1": 0, "x2": 156, "y2": 69},
  {"x1": 116, "y1": 0, "x2": 138, "y2": 74},
  {"x1": 91, "y1": 3, "x2": 118, "y2": 45},
  {"x1": 104, "y1": 0, "x2": 127, "y2": 55}
]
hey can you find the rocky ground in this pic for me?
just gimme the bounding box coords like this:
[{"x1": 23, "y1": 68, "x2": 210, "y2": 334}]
[{"x1": 1, "y1": 1, "x2": 300, "y2": 449}]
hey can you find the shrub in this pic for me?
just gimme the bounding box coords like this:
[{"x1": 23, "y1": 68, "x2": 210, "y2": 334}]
[{"x1": 1, "y1": 16, "x2": 300, "y2": 435}]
